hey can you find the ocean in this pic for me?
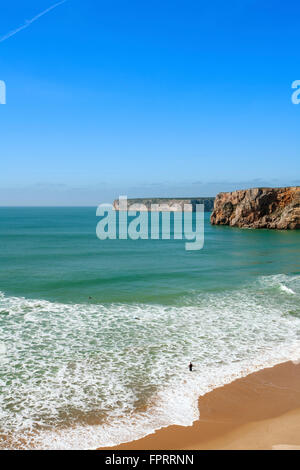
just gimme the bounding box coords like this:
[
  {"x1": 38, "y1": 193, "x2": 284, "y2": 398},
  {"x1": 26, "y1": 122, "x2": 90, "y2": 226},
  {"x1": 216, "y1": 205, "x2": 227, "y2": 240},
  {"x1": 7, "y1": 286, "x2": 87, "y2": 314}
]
[{"x1": 0, "y1": 207, "x2": 299, "y2": 449}]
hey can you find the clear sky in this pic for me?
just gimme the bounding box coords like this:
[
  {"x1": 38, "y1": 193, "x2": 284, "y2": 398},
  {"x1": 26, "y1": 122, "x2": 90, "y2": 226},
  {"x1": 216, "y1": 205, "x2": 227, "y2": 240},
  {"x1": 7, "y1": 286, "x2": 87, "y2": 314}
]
[{"x1": 0, "y1": 0, "x2": 299, "y2": 205}]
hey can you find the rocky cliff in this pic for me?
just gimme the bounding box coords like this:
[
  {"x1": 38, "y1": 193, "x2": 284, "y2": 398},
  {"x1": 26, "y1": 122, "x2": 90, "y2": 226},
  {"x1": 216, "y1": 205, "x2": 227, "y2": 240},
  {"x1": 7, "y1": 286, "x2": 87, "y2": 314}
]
[
  {"x1": 210, "y1": 187, "x2": 300, "y2": 229},
  {"x1": 113, "y1": 197, "x2": 215, "y2": 212}
]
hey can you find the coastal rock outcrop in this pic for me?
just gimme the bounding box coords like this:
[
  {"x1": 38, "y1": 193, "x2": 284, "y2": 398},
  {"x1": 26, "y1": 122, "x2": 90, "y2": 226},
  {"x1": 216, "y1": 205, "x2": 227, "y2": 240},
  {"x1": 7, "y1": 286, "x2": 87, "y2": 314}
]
[{"x1": 210, "y1": 187, "x2": 300, "y2": 229}]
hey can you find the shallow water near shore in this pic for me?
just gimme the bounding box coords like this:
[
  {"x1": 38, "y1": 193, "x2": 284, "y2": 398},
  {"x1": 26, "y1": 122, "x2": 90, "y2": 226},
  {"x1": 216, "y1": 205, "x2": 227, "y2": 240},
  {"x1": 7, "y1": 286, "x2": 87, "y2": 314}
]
[{"x1": 0, "y1": 208, "x2": 299, "y2": 449}]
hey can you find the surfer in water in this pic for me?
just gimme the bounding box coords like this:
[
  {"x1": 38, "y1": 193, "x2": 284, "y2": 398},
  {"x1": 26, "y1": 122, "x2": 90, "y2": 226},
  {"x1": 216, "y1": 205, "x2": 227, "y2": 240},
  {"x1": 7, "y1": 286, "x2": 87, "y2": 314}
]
[{"x1": 189, "y1": 362, "x2": 193, "y2": 372}]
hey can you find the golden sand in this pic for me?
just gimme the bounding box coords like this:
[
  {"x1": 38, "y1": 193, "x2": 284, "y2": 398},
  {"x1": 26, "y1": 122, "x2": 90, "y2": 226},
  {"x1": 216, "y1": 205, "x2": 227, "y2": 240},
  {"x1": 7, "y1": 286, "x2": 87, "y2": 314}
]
[{"x1": 99, "y1": 361, "x2": 300, "y2": 450}]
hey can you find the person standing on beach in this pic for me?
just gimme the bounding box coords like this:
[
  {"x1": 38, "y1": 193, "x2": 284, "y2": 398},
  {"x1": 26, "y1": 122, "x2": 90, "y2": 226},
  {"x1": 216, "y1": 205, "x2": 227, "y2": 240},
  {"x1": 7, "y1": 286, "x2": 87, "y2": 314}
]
[{"x1": 189, "y1": 362, "x2": 193, "y2": 372}]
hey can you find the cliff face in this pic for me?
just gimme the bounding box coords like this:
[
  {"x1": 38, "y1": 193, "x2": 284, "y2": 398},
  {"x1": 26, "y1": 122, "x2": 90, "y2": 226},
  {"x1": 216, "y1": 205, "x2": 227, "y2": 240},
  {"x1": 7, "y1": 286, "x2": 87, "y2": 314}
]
[
  {"x1": 113, "y1": 198, "x2": 215, "y2": 212},
  {"x1": 210, "y1": 187, "x2": 300, "y2": 229}
]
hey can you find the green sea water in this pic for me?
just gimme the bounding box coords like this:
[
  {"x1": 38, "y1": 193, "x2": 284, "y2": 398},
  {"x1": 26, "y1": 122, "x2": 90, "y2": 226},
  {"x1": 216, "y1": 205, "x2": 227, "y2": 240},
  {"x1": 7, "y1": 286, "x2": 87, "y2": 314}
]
[{"x1": 0, "y1": 207, "x2": 299, "y2": 449}]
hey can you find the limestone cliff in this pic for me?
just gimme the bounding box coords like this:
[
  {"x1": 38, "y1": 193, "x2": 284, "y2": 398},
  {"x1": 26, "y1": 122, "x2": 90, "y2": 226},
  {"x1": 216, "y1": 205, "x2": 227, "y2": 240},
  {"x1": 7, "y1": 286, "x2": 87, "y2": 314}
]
[
  {"x1": 210, "y1": 187, "x2": 300, "y2": 229},
  {"x1": 113, "y1": 198, "x2": 215, "y2": 212}
]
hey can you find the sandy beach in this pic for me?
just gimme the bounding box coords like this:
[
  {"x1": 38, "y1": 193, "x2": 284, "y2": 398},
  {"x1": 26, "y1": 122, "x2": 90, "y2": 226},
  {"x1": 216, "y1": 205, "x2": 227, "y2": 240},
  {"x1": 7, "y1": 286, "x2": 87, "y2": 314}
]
[{"x1": 100, "y1": 361, "x2": 300, "y2": 450}]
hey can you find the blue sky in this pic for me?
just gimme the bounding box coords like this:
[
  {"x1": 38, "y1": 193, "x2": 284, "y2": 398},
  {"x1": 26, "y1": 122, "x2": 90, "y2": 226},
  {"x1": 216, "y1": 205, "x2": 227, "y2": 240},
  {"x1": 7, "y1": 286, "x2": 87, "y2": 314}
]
[{"x1": 0, "y1": 0, "x2": 299, "y2": 205}]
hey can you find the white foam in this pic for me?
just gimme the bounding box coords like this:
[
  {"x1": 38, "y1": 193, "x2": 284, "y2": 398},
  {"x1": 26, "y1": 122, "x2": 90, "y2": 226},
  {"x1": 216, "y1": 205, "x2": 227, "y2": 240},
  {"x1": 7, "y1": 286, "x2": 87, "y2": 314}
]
[
  {"x1": 0, "y1": 274, "x2": 300, "y2": 449},
  {"x1": 260, "y1": 273, "x2": 299, "y2": 294},
  {"x1": 280, "y1": 285, "x2": 296, "y2": 295}
]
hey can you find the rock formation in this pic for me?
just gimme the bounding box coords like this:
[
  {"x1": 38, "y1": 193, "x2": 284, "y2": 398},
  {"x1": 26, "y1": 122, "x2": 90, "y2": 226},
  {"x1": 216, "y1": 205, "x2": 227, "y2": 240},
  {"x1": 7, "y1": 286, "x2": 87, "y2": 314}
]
[
  {"x1": 113, "y1": 197, "x2": 215, "y2": 212},
  {"x1": 210, "y1": 187, "x2": 300, "y2": 229}
]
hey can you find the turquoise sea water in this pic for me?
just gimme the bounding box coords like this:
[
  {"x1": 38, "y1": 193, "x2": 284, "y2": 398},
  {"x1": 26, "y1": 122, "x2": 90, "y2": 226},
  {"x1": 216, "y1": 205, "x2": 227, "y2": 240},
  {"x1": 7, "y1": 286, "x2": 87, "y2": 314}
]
[{"x1": 0, "y1": 207, "x2": 300, "y2": 449}]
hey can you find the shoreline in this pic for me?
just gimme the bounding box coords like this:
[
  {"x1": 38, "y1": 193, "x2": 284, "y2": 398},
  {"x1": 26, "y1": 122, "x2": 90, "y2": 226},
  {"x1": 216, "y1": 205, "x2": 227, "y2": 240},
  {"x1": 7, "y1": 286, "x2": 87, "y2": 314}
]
[{"x1": 99, "y1": 361, "x2": 300, "y2": 450}]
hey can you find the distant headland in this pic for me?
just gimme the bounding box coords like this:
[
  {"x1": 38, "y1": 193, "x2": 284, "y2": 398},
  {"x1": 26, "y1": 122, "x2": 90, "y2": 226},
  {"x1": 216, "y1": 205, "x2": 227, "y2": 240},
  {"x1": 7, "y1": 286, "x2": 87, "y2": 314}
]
[{"x1": 113, "y1": 197, "x2": 215, "y2": 212}]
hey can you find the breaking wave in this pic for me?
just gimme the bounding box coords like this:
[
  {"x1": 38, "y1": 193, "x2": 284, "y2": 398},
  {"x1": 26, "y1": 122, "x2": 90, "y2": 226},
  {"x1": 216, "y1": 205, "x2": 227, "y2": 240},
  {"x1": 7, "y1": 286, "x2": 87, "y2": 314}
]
[{"x1": 0, "y1": 273, "x2": 300, "y2": 449}]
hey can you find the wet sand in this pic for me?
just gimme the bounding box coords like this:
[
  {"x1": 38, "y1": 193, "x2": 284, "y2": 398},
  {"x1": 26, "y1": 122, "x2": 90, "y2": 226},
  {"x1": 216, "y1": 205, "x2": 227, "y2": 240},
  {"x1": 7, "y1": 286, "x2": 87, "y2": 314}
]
[{"x1": 99, "y1": 361, "x2": 300, "y2": 450}]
